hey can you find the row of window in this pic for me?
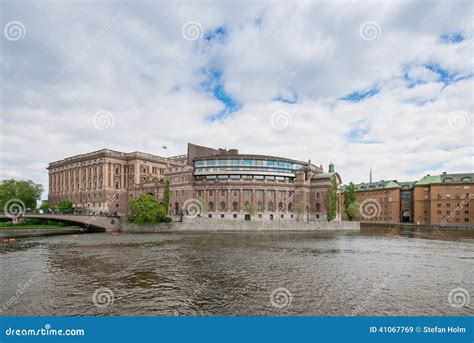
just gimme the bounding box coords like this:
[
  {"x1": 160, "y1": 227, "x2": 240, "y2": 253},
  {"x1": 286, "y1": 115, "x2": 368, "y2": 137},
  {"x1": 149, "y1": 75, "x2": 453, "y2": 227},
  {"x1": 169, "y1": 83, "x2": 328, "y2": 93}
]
[
  {"x1": 195, "y1": 159, "x2": 303, "y2": 170},
  {"x1": 194, "y1": 189, "x2": 294, "y2": 197},
  {"x1": 195, "y1": 167, "x2": 295, "y2": 174},
  {"x1": 437, "y1": 210, "x2": 469, "y2": 215},
  {"x1": 437, "y1": 202, "x2": 470, "y2": 208},
  {"x1": 195, "y1": 175, "x2": 292, "y2": 181}
]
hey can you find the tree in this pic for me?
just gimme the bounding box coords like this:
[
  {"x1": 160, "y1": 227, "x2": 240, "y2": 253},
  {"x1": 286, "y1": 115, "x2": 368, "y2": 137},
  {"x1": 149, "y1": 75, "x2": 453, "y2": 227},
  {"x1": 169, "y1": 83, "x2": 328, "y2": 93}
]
[
  {"x1": 245, "y1": 202, "x2": 257, "y2": 216},
  {"x1": 129, "y1": 194, "x2": 169, "y2": 224},
  {"x1": 0, "y1": 179, "x2": 43, "y2": 211},
  {"x1": 345, "y1": 201, "x2": 360, "y2": 221},
  {"x1": 324, "y1": 176, "x2": 338, "y2": 221},
  {"x1": 163, "y1": 179, "x2": 170, "y2": 214},
  {"x1": 39, "y1": 200, "x2": 50, "y2": 212},
  {"x1": 57, "y1": 200, "x2": 73, "y2": 213},
  {"x1": 343, "y1": 182, "x2": 357, "y2": 221},
  {"x1": 295, "y1": 201, "x2": 308, "y2": 222}
]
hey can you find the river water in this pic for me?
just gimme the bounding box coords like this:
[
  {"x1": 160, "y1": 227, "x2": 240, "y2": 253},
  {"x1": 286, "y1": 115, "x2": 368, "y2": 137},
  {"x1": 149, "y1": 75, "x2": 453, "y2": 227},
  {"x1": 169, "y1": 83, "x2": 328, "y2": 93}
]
[{"x1": 0, "y1": 230, "x2": 472, "y2": 316}]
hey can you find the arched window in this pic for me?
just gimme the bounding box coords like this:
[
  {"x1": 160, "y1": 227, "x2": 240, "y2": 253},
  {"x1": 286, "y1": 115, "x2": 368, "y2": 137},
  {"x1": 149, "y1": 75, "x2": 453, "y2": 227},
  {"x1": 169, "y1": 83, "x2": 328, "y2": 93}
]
[
  {"x1": 316, "y1": 203, "x2": 321, "y2": 212},
  {"x1": 288, "y1": 202, "x2": 293, "y2": 212},
  {"x1": 220, "y1": 201, "x2": 226, "y2": 211},
  {"x1": 232, "y1": 201, "x2": 239, "y2": 211},
  {"x1": 278, "y1": 202, "x2": 284, "y2": 212},
  {"x1": 257, "y1": 201, "x2": 263, "y2": 211},
  {"x1": 268, "y1": 201, "x2": 273, "y2": 211},
  {"x1": 208, "y1": 202, "x2": 214, "y2": 211}
]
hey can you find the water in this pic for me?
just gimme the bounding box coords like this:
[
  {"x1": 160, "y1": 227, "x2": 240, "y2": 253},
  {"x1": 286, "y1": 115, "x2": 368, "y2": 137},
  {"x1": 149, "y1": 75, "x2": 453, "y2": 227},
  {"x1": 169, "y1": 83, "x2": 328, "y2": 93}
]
[{"x1": 0, "y1": 230, "x2": 472, "y2": 316}]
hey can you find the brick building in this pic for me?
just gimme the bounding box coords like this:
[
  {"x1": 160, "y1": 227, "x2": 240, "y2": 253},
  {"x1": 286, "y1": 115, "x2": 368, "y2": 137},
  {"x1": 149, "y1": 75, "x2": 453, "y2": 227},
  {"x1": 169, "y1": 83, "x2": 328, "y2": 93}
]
[{"x1": 341, "y1": 172, "x2": 473, "y2": 225}]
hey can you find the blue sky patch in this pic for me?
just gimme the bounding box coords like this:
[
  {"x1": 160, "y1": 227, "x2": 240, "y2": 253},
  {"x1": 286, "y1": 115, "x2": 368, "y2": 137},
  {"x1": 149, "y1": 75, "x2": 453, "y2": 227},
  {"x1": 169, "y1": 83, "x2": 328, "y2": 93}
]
[
  {"x1": 199, "y1": 68, "x2": 241, "y2": 121},
  {"x1": 441, "y1": 32, "x2": 464, "y2": 44},
  {"x1": 345, "y1": 120, "x2": 370, "y2": 142},
  {"x1": 340, "y1": 85, "x2": 380, "y2": 102},
  {"x1": 203, "y1": 26, "x2": 228, "y2": 44}
]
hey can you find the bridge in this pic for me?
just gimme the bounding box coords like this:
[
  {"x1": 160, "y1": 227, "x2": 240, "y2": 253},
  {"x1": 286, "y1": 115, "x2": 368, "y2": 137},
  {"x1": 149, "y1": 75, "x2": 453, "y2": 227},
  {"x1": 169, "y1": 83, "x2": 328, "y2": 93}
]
[{"x1": 0, "y1": 213, "x2": 124, "y2": 231}]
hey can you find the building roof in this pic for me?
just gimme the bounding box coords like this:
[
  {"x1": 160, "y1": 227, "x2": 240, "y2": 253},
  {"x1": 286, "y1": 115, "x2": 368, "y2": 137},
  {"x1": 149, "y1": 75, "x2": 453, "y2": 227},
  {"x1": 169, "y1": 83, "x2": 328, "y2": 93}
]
[
  {"x1": 439, "y1": 173, "x2": 473, "y2": 183},
  {"x1": 311, "y1": 172, "x2": 335, "y2": 180},
  {"x1": 414, "y1": 174, "x2": 442, "y2": 185},
  {"x1": 341, "y1": 180, "x2": 400, "y2": 192},
  {"x1": 398, "y1": 181, "x2": 415, "y2": 190}
]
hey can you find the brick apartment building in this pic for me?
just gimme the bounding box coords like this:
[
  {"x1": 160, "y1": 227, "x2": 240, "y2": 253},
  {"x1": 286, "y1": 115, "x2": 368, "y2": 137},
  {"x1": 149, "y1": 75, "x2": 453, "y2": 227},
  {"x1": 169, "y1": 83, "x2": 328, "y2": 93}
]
[{"x1": 341, "y1": 172, "x2": 473, "y2": 226}]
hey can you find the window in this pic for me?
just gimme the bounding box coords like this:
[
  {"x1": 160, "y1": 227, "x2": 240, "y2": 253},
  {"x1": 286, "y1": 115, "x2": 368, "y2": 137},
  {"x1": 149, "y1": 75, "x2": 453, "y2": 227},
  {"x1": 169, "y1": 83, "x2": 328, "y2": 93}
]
[
  {"x1": 316, "y1": 192, "x2": 320, "y2": 198},
  {"x1": 220, "y1": 214, "x2": 225, "y2": 218},
  {"x1": 257, "y1": 201, "x2": 263, "y2": 211},
  {"x1": 233, "y1": 214, "x2": 237, "y2": 218},
  {"x1": 233, "y1": 190, "x2": 238, "y2": 197},
  {"x1": 288, "y1": 203, "x2": 293, "y2": 212},
  {"x1": 220, "y1": 190, "x2": 226, "y2": 196},
  {"x1": 268, "y1": 202, "x2": 273, "y2": 211},
  {"x1": 220, "y1": 201, "x2": 226, "y2": 211},
  {"x1": 208, "y1": 214, "x2": 212, "y2": 218},
  {"x1": 278, "y1": 202, "x2": 284, "y2": 211},
  {"x1": 232, "y1": 201, "x2": 239, "y2": 211},
  {"x1": 316, "y1": 203, "x2": 321, "y2": 212},
  {"x1": 208, "y1": 202, "x2": 214, "y2": 211}
]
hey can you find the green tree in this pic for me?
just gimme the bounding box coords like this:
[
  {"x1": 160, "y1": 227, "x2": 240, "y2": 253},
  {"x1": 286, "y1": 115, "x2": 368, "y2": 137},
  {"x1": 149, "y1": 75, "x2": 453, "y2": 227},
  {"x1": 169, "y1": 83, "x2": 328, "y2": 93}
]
[
  {"x1": 343, "y1": 182, "x2": 357, "y2": 221},
  {"x1": 244, "y1": 202, "x2": 257, "y2": 216},
  {"x1": 324, "y1": 176, "x2": 338, "y2": 221},
  {"x1": 39, "y1": 200, "x2": 50, "y2": 212},
  {"x1": 0, "y1": 179, "x2": 43, "y2": 211},
  {"x1": 295, "y1": 201, "x2": 308, "y2": 222},
  {"x1": 57, "y1": 200, "x2": 73, "y2": 213},
  {"x1": 129, "y1": 194, "x2": 169, "y2": 224},
  {"x1": 345, "y1": 201, "x2": 360, "y2": 221},
  {"x1": 163, "y1": 179, "x2": 170, "y2": 214}
]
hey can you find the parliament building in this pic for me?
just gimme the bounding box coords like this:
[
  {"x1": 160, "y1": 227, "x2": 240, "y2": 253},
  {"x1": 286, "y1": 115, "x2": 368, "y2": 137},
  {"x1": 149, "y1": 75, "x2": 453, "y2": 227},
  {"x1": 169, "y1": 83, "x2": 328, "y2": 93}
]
[{"x1": 48, "y1": 143, "x2": 341, "y2": 221}]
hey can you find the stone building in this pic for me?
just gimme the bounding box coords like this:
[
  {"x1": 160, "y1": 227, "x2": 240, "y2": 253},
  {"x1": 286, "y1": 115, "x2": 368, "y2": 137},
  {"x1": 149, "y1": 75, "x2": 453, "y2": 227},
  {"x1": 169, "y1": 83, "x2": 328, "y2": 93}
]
[{"x1": 48, "y1": 143, "x2": 341, "y2": 221}]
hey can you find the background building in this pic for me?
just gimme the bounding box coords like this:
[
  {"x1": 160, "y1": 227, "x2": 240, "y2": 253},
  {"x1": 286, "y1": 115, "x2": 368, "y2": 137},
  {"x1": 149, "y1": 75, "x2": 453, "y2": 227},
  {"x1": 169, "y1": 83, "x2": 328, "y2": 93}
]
[
  {"x1": 48, "y1": 143, "x2": 341, "y2": 221},
  {"x1": 341, "y1": 172, "x2": 473, "y2": 225}
]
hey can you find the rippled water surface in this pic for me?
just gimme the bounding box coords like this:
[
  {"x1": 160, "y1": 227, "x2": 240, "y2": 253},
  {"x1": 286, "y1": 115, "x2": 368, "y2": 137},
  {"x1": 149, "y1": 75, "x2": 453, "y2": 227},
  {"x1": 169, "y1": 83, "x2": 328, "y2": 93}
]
[{"x1": 1, "y1": 231, "x2": 473, "y2": 316}]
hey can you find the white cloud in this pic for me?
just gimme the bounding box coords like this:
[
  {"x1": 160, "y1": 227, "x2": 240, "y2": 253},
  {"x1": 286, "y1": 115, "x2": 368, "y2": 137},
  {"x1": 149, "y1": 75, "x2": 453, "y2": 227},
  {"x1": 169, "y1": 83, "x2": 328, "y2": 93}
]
[{"x1": 0, "y1": 1, "x2": 472, "y2": 198}]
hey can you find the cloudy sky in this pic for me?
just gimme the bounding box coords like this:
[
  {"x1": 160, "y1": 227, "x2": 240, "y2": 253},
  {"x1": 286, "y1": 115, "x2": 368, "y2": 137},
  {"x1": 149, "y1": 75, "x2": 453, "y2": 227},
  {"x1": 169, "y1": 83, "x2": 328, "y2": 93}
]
[{"x1": 1, "y1": 1, "x2": 472, "y2": 197}]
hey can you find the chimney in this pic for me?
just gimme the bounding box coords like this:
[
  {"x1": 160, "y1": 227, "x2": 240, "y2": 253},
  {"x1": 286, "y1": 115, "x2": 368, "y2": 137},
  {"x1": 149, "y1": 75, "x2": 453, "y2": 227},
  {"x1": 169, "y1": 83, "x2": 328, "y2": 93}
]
[{"x1": 328, "y1": 162, "x2": 334, "y2": 173}]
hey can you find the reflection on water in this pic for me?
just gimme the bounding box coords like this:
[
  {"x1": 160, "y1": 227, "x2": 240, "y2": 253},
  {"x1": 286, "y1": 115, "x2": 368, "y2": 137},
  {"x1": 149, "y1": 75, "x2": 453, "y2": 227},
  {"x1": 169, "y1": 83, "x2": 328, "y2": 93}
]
[{"x1": 0, "y1": 231, "x2": 473, "y2": 316}]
